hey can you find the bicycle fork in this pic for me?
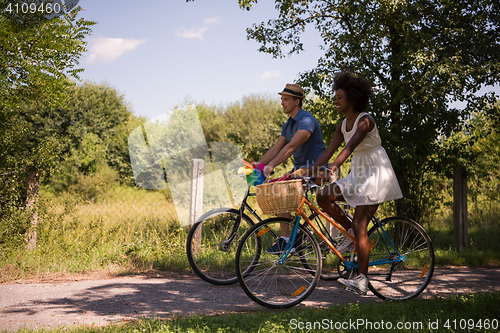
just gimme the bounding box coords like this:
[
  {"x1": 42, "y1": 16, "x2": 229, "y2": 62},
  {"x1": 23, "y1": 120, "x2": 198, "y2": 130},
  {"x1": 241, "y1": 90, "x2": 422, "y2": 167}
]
[{"x1": 277, "y1": 215, "x2": 301, "y2": 264}]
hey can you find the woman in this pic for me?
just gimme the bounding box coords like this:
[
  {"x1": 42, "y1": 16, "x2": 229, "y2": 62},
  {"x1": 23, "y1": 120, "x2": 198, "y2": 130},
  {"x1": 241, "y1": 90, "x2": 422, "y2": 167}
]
[{"x1": 307, "y1": 70, "x2": 403, "y2": 295}]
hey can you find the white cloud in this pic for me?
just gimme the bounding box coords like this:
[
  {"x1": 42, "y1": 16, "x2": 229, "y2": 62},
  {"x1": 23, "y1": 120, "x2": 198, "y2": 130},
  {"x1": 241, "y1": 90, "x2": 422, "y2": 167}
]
[
  {"x1": 175, "y1": 27, "x2": 208, "y2": 40},
  {"x1": 204, "y1": 16, "x2": 220, "y2": 25},
  {"x1": 259, "y1": 70, "x2": 283, "y2": 81},
  {"x1": 176, "y1": 17, "x2": 219, "y2": 41},
  {"x1": 87, "y1": 37, "x2": 147, "y2": 64}
]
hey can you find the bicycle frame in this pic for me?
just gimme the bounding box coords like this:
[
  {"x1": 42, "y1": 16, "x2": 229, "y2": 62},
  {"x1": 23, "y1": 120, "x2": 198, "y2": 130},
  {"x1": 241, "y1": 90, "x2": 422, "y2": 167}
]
[
  {"x1": 220, "y1": 185, "x2": 263, "y2": 251},
  {"x1": 280, "y1": 183, "x2": 405, "y2": 271},
  {"x1": 236, "y1": 177, "x2": 434, "y2": 306}
]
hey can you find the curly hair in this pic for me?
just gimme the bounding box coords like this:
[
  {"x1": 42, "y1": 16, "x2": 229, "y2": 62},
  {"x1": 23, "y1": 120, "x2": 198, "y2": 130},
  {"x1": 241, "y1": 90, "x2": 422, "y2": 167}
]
[{"x1": 332, "y1": 70, "x2": 373, "y2": 112}]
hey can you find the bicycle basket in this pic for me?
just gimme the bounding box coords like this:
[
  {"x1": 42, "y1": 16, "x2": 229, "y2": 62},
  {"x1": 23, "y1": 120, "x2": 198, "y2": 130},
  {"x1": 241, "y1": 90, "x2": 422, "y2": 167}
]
[{"x1": 256, "y1": 179, "x2": 303, "y2": 215}]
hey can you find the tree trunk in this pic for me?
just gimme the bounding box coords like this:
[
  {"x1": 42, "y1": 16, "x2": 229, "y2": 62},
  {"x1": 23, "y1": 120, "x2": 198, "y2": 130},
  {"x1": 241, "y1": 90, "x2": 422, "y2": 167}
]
[
  {"x1": 453, "y1": 165, "x2": 468, "y2": 250},
  {"x1": 388, "y1": 23, "x2": 412, "y2": 219},
  {"x1": 394, "y1": 164, "x2": 411, "y2": 218},
  {"x1": 25, "y1": 167, "x2": 40, "y2": 250}
]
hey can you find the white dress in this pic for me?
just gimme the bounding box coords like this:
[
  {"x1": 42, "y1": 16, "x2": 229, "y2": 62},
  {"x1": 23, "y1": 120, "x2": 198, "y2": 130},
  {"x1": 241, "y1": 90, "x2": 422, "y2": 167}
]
[{"x1": 335, "y1": 112, "x2": 403, "y2": 207}]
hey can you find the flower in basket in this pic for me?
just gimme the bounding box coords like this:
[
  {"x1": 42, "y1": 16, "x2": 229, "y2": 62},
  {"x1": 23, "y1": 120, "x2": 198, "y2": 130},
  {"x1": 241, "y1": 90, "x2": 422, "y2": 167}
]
[{"x1": 238, "y1": 160, "x2": 266, "y2": 186}]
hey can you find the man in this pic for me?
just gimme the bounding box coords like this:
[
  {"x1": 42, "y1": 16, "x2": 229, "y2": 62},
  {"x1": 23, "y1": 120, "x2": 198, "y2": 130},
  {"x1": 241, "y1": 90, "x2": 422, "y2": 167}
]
[{"x1": 259, "y1": 83, "x2": 326, "y2": 252}]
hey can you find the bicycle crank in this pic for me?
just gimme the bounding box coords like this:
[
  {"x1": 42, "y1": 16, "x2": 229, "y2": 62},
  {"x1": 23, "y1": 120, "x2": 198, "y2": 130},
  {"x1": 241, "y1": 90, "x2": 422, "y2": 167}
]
[{"x1": 218, "y1": 240, "x2": 232, "y2": 252}]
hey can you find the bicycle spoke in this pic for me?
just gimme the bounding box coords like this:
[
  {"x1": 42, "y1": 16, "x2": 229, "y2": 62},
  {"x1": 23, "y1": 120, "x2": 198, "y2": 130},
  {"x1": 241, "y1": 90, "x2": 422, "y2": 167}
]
[
  {"x1": 236, "y1": 218, "x2": 322, "y2": 308},
  {"x1": 186, "y1": 209, "x2": 254, "y2": 285},
  {"x1": 367, "y1": 217, "x2": 434, "y2": 301}
]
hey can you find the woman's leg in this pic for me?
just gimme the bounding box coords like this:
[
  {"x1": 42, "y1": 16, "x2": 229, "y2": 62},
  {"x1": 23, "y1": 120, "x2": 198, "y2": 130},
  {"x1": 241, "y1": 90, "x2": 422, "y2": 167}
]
[
  {"x1": 351, "y1": 204, "x2": 379, "y2": 275},
  {"x1": 277, "y1": 212, "x2": 292, "y2": 237},
  {"x1": 316, "y1": 183, "x2": 352, "y2": 231}
]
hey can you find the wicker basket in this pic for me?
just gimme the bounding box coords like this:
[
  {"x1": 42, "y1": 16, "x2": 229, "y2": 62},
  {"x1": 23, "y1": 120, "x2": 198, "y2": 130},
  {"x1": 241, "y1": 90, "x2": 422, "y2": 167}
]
[{"x1": 256, "y1": 179, "x2": 303, "y2": 215}]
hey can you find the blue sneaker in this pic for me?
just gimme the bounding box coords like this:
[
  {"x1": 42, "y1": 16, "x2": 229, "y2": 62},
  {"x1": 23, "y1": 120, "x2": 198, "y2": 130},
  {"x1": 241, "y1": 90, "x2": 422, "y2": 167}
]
[{"x1": 266, "y1": 238, "x2": 289, "y2": 254}]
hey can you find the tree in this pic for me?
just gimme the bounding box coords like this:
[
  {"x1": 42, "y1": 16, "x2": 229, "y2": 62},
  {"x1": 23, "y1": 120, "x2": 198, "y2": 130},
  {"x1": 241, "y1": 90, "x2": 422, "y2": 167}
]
[
  {"x1": 235, "y1": 0, "x2": 499, "y2": 219},
  {"x1": 42, "y1": 82, "x2": 140, "y2": 192},
  {"x1": 197, "y1": 94, "x2": 287, "y2": 162},
  {"x1": 0, "y1": 1, "x2": 95, "y2": 248}
]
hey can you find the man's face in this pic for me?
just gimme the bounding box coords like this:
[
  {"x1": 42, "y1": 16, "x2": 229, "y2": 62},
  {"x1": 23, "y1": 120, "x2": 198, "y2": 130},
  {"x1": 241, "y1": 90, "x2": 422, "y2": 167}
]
[{"x1": 281, "y1": 95, "x2": 299, "y2": 114}]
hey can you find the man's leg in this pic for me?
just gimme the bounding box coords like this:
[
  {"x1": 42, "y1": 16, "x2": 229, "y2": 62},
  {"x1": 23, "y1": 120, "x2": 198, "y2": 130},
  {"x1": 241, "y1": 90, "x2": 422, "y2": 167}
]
[{"x1": 266, "y1": 213, "x2": 296, "y2": 254}]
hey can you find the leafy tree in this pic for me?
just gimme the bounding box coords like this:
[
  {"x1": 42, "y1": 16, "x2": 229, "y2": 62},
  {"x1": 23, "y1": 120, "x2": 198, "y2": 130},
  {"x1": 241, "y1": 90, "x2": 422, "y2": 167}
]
[
  {"x1": 234, "y1": 0, "x2": 499, "y2": 219},
  {"x1": 447, "y1": 103, "x2": 500, "y2": 221},
  {"x1": 0, "y1": 1, "x2": 94, "y2": 108},
  {"x1": 29, "y1": 82, "x2": 140, "y2": 192},
  {"x1": 0, "y1": 1, "x2": 95, "y2": 248},
  {"x1": 197, "y1": 94, "x2": 287, "y2": 162}
]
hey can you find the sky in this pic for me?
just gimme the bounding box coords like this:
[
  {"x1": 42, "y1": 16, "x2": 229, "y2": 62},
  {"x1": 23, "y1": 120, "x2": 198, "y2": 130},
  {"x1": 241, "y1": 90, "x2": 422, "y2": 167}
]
[
  {"x1": 76, "y1": 0, "x2": 325, "y2": 120},
  {"x1": 75, "y1": 1, "x2": 498, "y2": 120}
]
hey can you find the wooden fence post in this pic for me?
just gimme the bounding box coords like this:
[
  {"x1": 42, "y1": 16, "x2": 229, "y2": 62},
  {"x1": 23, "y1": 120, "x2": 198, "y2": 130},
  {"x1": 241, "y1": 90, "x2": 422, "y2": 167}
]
[
  {"x1": 453, "y1": 165, "x2": 468, "y2": 250},
  {"x1": 190, "y1": 159, "x2": 204, "y2": 253}
]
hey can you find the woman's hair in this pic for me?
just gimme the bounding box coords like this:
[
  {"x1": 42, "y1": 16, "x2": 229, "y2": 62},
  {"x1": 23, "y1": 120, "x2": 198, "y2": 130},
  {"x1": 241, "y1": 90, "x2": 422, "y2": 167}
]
[{"x1": 332, "y1": 70, "x2": 373, "y2": 112}]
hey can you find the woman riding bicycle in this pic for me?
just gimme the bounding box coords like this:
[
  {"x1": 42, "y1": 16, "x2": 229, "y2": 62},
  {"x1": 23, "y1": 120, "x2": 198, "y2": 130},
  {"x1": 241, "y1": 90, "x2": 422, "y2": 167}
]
[{"x1": 305, "y1": 69, "x2": 403, "y2": 295}]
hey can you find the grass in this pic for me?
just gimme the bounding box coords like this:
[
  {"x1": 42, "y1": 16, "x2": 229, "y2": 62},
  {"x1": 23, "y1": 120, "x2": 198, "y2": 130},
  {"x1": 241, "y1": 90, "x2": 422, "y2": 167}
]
[
  {"x1": 1, "y1": 183, "x2": 499, "y2": 283},
  {"x1": 429, "y1": 211, "x2": 500, "y2": 268},
  {"x1": 432, "y1": 225, "x2": 500, "y2": 267},
  {"x1": 1, "y1": 184, "x2": 499, "y2": 332},
  {"x1": 0, "y1": 185, "x2": 191, "y2": 282},
  {"x1": 7, "y1": 292, "x2": 500, "y2": 333}
]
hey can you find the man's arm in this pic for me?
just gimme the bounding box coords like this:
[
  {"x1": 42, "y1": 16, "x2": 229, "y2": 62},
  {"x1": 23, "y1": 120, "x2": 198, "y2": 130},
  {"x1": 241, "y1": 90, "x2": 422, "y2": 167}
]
[
  {"x1": 264, "y1": 129, "x2": 312, "y2": 175},
  {"x1": 258, "y1": 135, "x2": 288, "y2": 166},
  {"x1": 306, "y1": 121, "x2": 344, "y2": 176}
]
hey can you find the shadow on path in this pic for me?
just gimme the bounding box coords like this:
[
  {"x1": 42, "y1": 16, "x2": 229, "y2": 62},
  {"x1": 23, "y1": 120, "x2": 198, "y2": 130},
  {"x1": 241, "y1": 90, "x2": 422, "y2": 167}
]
[{"x1": 1, "y1": 268, "x2": 498, "y2": 331}]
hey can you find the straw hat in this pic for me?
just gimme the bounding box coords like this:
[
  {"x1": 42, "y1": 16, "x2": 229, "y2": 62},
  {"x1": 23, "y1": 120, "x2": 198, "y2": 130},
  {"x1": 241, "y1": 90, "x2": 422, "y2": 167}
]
[{"x1": 278, "y1": 83, "x2": 304, "y2": 99}]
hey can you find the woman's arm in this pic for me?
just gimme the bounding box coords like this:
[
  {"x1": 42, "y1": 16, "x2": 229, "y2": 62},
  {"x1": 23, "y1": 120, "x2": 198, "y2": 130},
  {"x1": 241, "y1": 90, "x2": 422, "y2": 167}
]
[
  {"x1": 329, "y1": 115, "x2": 375, "y2": 171},
  {"x1": 306, "y1": 121, "x2": 344, "y2": 176}
]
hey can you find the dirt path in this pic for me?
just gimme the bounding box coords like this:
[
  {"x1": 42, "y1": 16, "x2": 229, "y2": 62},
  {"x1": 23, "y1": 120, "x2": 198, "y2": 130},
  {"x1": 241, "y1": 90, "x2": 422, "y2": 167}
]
[{"x1": 1, "y1": 268, "x2": 499, "y2": 332}]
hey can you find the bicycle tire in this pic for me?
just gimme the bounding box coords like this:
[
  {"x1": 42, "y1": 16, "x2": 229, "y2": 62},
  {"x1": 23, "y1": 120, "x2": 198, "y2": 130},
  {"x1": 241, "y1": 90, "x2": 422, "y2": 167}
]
[
  {"x1": 235, "y1": 218, "x2": 322, "y2": 308},
  {"x1": 367, "y1": 217, "x2": 435, "y2": 300},
  {"x1": 186, "y1": 208, "x2": 254, "y2": 285}
]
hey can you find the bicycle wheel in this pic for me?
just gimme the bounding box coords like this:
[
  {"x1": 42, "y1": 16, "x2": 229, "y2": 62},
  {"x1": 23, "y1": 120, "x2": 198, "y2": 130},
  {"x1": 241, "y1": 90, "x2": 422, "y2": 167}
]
[
  {"x1": 235, "y1": 218, "x2": 322, "y2": 308},
  {"x1": 367, "y1": 217, "x2": 434, "y2": 300},
  {"x1": 186, "y1": 208, "x2": 254, "y2": 285}
]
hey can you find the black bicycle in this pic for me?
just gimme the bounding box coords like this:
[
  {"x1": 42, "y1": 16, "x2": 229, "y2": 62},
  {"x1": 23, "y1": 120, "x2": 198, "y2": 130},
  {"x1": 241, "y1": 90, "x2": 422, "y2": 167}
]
[
  {"x1": 186, "y1": 181, "x2": 347, "y2": 285},
  {"x1": 186, "y1": 184, "x2": 262, "y2": 285}
]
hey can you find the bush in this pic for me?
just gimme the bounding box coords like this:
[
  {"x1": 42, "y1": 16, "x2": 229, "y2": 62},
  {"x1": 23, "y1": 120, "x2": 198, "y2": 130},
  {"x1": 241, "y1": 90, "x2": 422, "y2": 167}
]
[{"x1": 69, "y1": 165, "x2": 120, "y2": 202}]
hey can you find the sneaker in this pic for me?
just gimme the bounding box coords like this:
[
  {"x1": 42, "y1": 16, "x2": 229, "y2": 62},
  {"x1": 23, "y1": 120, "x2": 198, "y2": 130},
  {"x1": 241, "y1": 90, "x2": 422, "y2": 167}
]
[
  {"x1": 336, "y1": 228, "x2": 354, "y2": 253},
  {"x1": 338, "y1": 274, "x2": 368, "y2": 295},
  {"x1": 266, "y1": 237, "x2": 297, "y2": 254}
]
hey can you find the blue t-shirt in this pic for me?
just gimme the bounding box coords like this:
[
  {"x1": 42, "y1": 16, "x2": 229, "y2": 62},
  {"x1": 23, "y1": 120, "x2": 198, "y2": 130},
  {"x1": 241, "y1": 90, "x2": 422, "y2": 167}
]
[{"x1": 280, "y1": 109, "x2": 326, "y2": 169}]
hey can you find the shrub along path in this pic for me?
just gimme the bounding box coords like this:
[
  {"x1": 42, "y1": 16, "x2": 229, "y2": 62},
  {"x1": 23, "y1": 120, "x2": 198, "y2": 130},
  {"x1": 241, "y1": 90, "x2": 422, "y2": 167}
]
[{"x1": 1, "y1": 268, "x2": 499, "y2": 332}]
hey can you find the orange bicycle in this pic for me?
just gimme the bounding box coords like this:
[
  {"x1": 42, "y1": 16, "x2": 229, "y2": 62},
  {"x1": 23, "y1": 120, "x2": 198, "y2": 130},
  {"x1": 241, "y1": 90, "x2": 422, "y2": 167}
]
[{"x1": 235, "y1": 177, "x2": 434, "y2": 308}]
